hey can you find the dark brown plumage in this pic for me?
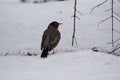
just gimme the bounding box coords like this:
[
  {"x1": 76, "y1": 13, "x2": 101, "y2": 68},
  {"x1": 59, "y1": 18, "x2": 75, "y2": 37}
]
[{"x1": 41, "y1": 21, "x2": 62, "y2": 58}]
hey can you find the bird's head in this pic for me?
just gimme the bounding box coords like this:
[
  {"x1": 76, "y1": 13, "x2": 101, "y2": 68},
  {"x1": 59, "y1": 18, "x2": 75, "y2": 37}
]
[{"x1": 48, "y1": 21, "x2": 62, "y2": 29}]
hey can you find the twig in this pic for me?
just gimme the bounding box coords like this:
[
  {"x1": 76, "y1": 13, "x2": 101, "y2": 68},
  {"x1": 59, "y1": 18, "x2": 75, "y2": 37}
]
[
  {"x1": 75, "y1": 36, "x2": 78, "y2": 45},
  {"x1": 108, "y1": 46, "x2": 120, "y2": 54},
  {"x1": 5, "y1": 51, "x2": 9, "y2": 56},
  {"x1": 113, "y1": 37, "x2": 120, "y2": 44},
  {"x1": 72, "y1": 0, "x2": 77, "y2": 46},
  {"x1": 104, "y1": 8, "x2": 112, "y2": 12},
  {"x1": 107, "y1": 37, "x2": 120, "y2": 44},
  {"x1": 76, "y1": 16, "x2": 81, "y2": 20},
  {"x1": 115, "y1": 44, "x2": 120, "y2": 48},
  {"x1": 71, "y1": 15, "x2": 74, "y2": 18},
  {"x1": 113, "y1": 29, "x2": 120, "y2": 33},
  {"x1": 113, "y1": 16, "x2": 120, "y2": 22},
  {"x1": 97, "y1": 16, "x2": 111, "y2": 26},
  {"x1": 72, "y1": 15, "x2": 81, "y2": 20},
  {"x1": 111, "y1": 0, "x2": 114, "y2": 48},
  {"x1": 117, "y1": 0, "x2": 120, "y2": 3},
  {"x1": 76, "y1": 9, "x2": 83, "y2": 16},
  {"x1": 90, "y1": 0, "x2": 108, "y2": 15},
  {"x1": 113, "y1": 11, "x2": 120, "y2": 18}
]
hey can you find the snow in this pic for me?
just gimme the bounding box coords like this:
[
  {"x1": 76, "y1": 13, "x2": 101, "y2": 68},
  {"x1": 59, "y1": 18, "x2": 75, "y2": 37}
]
[
  {"x1": 0, "y1": 50, "x2": 120, "y2": 80},
  {"x1": 0, "y1": 0, "x2": 120, "y2": 80},
  {"x1": 0, "y1": 0, "x2": 119, "y2": 55}
]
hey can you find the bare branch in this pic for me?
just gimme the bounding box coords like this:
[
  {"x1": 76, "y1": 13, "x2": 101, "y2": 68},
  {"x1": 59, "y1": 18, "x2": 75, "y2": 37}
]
[
  {"x1": 113, "y1": 29, "x2": 120, "y2": 33},
  {"x1": 108, "y1": 44, "x2": 120, "y2": 54},
  {"x1": 72, "y1": 0, "x2": 77, "y2": 46},
  {"x1": 5, "y1": 51, "x2": 9, "y2": 56},
  {"x1": 90, "y1": 0, "x2": 108, "y2": 15},
  {"x1": 113, "y1": 11, "x2": 120, "y2": 18},
  {"x1": 71, "y1": 15, "x2": 74, "y2": 18},
  {"x1": 113, "y1": 16, "x2": 120, "y2": 22},
  {"x1": 76, "y1": 16, "x2": 81, "y2": 20},
  {"x1": 75, "y1": 36, "x2": 78, "y2": 45},
  {"x1": 117, "y1": 0, "x2": 120, "y2": 3},
  {"x1": 108, "y1": 37, "x2": 120, "y2": 45},
  {"x1": 76, "y1": 9, "x2": 83, "y2": 16},
  {"x1": 104, "y1": 8, "x2": 112, "y2": 12},
  {"x1": 97, "y1": 16, "x2": 111, "y2": 26},
  {"x1": 113, "y1": 37, "x2": 120, "y2": 44},
  {"x1": 106, "y1": 42, "x2": 112, "y2": 44},
  {"x1": 71, "y1": 15, "x2": 81, "y2": 20},
  {"x1": 115, "y1": 44, "x2": 120, "y2": 49},
  {"x1": 108, "y1": 46, "x2": 120, "y2": 54}
]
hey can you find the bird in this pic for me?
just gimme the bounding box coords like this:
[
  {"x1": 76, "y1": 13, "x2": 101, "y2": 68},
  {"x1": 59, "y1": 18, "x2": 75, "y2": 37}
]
[{"x1": 41, "y1": 21, "x2": 62, "y2": 58}]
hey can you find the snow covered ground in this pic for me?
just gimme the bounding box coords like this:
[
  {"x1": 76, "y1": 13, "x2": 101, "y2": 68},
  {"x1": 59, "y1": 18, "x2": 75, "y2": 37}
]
[
  {"x1": 0, "y1": 50, "x2": 120, "y2": 80},
  {"x1": 0, "y1": 0, "x2": 120, "y2": 80}
]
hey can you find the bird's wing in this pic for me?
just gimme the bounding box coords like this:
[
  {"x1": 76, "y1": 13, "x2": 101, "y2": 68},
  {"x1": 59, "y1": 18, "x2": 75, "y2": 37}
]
[
  {"x1": 41, "y1": 29, "x2": 61, "y2": 51},
  {"x1": 49, "y1": 31, "x2": 61, "y2": 47},
  {"x1": 41, "y1": 29, "x2": 48, "y2": 50}
]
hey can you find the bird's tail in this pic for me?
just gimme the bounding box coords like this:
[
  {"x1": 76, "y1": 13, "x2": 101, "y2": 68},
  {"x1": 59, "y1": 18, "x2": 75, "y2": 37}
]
[{"x1": 41, "y1": 47, "x2": 48, "y2": 58}]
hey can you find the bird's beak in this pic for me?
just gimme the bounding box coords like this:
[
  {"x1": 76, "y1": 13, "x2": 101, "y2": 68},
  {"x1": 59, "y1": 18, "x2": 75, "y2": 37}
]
[{"x1": 59, "y1": 23, "x2": 63, "y2": 25}]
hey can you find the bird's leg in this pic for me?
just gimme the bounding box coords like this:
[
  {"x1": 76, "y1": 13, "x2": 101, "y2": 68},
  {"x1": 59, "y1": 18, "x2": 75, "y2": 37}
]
[{"x1": 52, "y1": 49, "x2": 55, "y2": 54}]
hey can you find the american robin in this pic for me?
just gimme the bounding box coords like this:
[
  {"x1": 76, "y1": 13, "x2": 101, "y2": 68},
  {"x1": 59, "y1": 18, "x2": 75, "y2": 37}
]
[{"x1": 41, "y1": 21, "x2": 62, "y2": 58}]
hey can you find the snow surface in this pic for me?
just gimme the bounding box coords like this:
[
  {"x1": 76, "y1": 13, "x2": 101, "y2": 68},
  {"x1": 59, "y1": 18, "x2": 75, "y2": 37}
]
[
  {"x1": 0, "y1": 0, "x2": 120, "y2": 80},
  {"x1": 0, "y1": 50, "x2": 120, "y2": 80}
]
